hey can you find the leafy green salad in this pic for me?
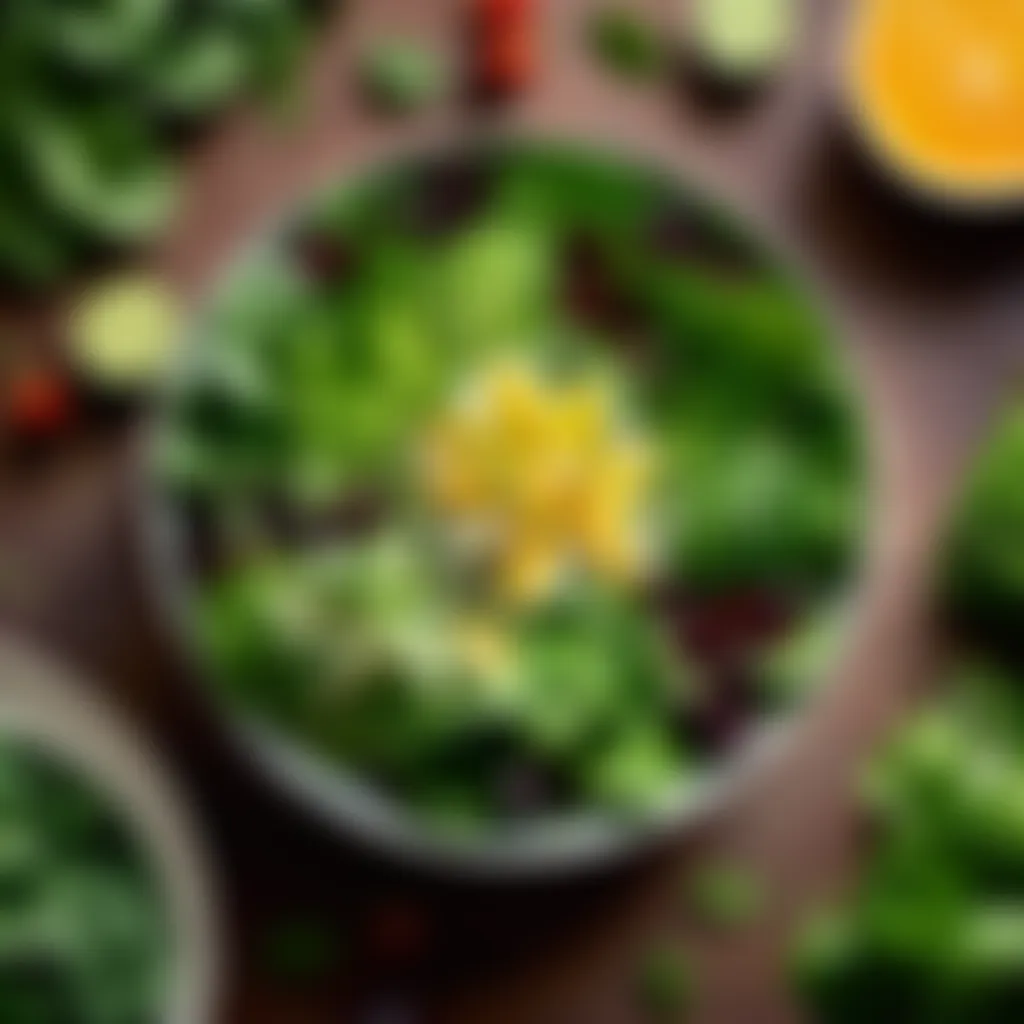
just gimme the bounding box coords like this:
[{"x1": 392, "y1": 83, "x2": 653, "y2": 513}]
[
  {"x1": 0, "y1": 737, "x2": 169, "y2": 1024},
  {"x1": 797, "y1": 662, "x2": 1024, "y2": 1024},
  {"x1": 797, "y1": 399, "x2": 1024, "y2": 1023},
  {"x1": 158, "y1": 145, "x2": 865, "y2": 832},
  {"x1": 0, "y1": 0, "x2": 319, "y2": 284}
]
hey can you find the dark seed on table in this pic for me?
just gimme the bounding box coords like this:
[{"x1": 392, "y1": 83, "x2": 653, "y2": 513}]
[
  {"x1": 366, "y1": 901, "x2": 431, "y2": 966},
  {"x1": 291, "y1": 231, "x2": 358, "y2": 285},
  {"x1": 353, "y1": 993, "x2": 423, "y2": 1024}
]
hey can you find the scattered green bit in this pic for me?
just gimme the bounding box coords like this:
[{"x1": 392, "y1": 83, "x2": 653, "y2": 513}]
[
  {"x1": 68, "y1": 274, "x2": 180, "y2": 392},
  {"x1": 688, "y1": 0, "x2": 799, "y2": 81},
  {"x1": 792, "y1": 911, "x2": 860, "y2": 1015},
  {"x1": 260, "y1": 916, "x2": 343, "y2": 983},
  {"x1": 687, "y1": 861, "x2": 763, "y2": 930},
  {"x1": 360, "y1": 39, "x2": 450, "y2": 114},
  {"x1": 589, "y1": 7, "x2": 666, "y2": 80},
  {"x1": 761, "y1": 604, "x2": 845, "y2": 706},
  {"x1": 635, "y1": 945, "x2": 693, "y2": 1021}
]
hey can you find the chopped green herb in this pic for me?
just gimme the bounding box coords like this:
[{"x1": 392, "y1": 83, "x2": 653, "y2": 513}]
[
  {"x1": 360, "y1": 40, "x2": 450, "y2": 113},
  {"x1": 589, "y1": 7, "x2": 666, "y2": 80},
  {"x1": 761, "y1": 604, "x2": 845, "y2": 706},
  {"x1": 635, "y1": 944, "x2": 692, "y2": 1021},
  {"x1": 687, "y1": 861, "x2": 763, "y2": 930},
  {"x1": 260, "y1": 916, "x2": 343, "y2": 983}
]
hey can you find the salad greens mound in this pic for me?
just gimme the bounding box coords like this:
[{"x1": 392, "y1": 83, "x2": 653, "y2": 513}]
[
  {"x1": 0, "y1": 738, "x2": 169, "y2": 1024},
  {"x1": 160, "y1": 146, "x2": 864, "y2": 831}
]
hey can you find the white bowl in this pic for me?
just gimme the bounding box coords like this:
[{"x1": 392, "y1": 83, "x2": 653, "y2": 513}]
[
  {"x1": 139, "y1": 137, "x2": 873, "y2": 881},
  {"x1": 0, "y1": 636, "x2": 221, "y2": 1024}
]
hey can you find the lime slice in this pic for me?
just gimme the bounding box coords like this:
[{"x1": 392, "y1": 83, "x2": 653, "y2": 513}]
[
  {"x1": 69, "y1": 274, "x2": 180, "y2": 392},
  {"x1": 689, "y1": 0, "x2": 798, "y2": 80}
]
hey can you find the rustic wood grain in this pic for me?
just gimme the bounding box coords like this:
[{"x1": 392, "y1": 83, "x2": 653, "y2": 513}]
[{"x1": 3, "y1": 1, "x2": 1024, "y2": 1021}]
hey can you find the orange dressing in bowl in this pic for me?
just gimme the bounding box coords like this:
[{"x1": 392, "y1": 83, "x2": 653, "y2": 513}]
[{"x1": 849, "y1": 0, "x2": 1024, "y2": 197}]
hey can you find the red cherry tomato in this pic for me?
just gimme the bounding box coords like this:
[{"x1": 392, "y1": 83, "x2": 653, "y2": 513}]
[
  {"x1": 474, "y1": 0, "x2": 533, "y2": 28},
  {"x1": 481, "y1": 26, "x2": 534, "y2": 93},
  {"x1": 4, "y1": 369, "x2": 75, "y2": 439}
]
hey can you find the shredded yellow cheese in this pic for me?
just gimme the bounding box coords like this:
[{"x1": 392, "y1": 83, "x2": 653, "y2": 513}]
[{"x1": 420, "y1": 357, "x2": 656, "y2": 605}]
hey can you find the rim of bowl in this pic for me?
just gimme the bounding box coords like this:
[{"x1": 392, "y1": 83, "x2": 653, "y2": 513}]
[
  {"x1": 0, "y1": 636, "x2": 222, "y2": 1021},
  {"x1": 839, "y1": 0, "x2": 1024, "y2": 213},
  {"x1": 134, "y1": 132, "x2": 878, "y2": 880}
]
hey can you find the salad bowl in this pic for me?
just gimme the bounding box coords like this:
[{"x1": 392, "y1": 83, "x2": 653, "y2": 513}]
[{"x1": 143, "y1": 138, "x2": 871, "y2": 877}]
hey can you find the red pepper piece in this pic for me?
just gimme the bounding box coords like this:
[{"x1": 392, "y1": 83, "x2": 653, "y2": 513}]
[
  {"x1": 4, "y1": 369, "x2": 75, "y2": 439},
  {"x1": 480, "y1": 25, "x2": 535, "y2": 94},
  {"x1": 474, "y1": 0, "x2": 534, "y2": 28}
]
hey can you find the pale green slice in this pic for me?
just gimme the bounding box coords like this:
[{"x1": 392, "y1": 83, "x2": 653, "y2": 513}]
[
  {"x1": 69, "y1": 274, "x2": 180, "y2": 392},
  {"x1": 689, "y1": 0, "x2": 798, "y2": 79}
]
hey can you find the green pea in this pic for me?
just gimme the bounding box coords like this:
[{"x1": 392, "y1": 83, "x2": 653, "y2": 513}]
[
  {"x1": 635, "y1": 944, "x2": 692, "y2": 1021},
  {"x1": 686, "y1": 861, "x2": 763, "y2": 930},
  {"x1": 360, "y1": 40, "x2": 450, "y2": 114},
  {"x1": 260, "y1": 916, "x2": 343, "y2": 983},
  {"x1": 589, "y1": 7, "x2": 666, "y2": 80}
]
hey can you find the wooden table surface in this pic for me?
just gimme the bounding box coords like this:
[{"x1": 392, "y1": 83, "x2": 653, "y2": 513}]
[{"x1": 3, "y1": 1, "x2": 1024, "y2": 1021}]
